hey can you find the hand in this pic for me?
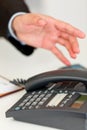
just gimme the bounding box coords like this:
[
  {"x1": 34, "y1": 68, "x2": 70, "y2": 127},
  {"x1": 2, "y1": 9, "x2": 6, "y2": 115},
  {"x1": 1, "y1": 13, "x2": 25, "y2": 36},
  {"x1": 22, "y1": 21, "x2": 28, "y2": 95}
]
[{"x1": 12, "y1": 13, "x2": 86, "y2": 65}]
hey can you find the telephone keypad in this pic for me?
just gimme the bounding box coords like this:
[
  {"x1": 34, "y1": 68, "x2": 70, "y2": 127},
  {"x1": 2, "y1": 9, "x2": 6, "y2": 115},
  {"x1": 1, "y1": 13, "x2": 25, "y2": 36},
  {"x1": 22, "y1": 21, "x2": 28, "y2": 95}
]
[
  {"x1": 14, "y1": 89, "x2": 53, "y2": 110},
  {"x1": 14, "y1": 86, "x2": 80, "y2": 111}
]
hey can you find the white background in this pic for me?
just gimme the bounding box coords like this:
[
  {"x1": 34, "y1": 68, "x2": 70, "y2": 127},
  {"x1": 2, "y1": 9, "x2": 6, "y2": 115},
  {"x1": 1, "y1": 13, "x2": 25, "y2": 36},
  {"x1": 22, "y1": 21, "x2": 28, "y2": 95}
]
[{"x1": 25, "y1": 0, "x2": 87, "y2": 32}]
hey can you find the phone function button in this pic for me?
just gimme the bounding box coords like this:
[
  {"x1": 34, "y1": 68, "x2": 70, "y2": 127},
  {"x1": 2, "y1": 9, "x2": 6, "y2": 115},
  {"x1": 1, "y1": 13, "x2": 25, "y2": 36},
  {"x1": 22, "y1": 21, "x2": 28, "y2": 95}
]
[{"x1": 46, "y1": 93, "x2": 67, "y2": 107}]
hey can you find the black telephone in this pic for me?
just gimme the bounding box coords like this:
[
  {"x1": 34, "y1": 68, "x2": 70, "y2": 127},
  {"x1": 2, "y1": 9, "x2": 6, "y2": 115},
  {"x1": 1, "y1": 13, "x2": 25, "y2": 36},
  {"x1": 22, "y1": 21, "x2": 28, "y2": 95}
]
[{"x1": 6, "y1": 68, "x2": 87, "y2": 130}]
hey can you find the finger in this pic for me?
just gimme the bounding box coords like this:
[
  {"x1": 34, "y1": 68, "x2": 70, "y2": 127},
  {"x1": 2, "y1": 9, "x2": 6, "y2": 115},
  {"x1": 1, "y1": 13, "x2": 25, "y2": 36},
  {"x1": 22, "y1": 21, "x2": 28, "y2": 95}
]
[
  {"x1": 58, "y1": 31, "x2": 69, "y2": 40},
  {"x1": 55, "y1": 21, "x2": 86, "y2": 38},
  {"x1": 56, "y1": 37, "x2": 77, "y2": 58},
  {"x1": 69, "y1": 36, "x2": 80, "y2": 53},
  {"x1": 50, "y1": 46, "x2": 71, "y2": 65},
  {"x1": 58, "y1": 32, "x2": 80, "y2": 53}
]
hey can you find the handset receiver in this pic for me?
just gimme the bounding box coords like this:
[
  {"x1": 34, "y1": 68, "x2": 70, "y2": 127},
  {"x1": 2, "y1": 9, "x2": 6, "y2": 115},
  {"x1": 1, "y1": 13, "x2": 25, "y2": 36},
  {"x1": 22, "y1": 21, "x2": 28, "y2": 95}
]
[{"x1": 25, "y1": 69, "x2": 87, "y2": 91}]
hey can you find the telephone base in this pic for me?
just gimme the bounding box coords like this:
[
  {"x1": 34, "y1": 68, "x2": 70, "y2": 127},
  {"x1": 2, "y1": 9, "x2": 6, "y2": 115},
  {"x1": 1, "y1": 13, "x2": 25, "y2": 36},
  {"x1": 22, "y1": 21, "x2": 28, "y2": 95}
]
[{"x1": 7, "y1": 109, "x2": 86, "y2": 130}]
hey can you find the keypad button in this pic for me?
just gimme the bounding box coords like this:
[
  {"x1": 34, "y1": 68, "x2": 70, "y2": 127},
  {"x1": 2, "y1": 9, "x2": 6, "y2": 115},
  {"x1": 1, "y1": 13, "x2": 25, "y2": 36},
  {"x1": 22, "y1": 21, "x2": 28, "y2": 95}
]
[
  {"x1": 15, "y1": 107, "x2": 21, "y2": 111},
  {"x1": 25, "y1": 102, "x2": 31, "y2": 106},
  {"x1": 38, "y1": 101, "x2": 44, "y2": 105},
  {"x1": 19, "y1": 103, "x2": 25, "y2": 107},
  {"x1": 29, "y1": 106, "x2": 33, "y2": 109},
  {"x1": 32, "y1": 102, "x2": 37, "y2": 106}
]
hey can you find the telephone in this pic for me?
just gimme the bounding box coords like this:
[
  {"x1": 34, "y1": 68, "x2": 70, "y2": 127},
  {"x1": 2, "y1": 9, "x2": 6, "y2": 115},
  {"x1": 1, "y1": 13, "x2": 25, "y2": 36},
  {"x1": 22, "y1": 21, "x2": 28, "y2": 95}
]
[{"x1": 6, "y1": 68, "x2": 87, "y2": 130}]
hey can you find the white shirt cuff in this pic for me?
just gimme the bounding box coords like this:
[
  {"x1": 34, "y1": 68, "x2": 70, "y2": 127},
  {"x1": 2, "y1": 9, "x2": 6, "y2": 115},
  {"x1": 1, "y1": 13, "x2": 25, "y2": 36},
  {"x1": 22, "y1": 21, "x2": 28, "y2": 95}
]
[{"x1": 8, "y1": 12, "x2": 26, "y2": 45}]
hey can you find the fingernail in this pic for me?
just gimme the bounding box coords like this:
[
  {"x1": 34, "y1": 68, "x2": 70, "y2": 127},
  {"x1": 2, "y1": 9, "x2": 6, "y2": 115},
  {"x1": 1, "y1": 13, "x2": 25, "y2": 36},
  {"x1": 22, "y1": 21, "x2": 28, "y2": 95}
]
[
  {"x1": 81, "y1": 32, "x2": 86, "y2": 38},
  {"x1": 75, "y1": 48, "x2": 80, "y2": 53},
  {"x1": 78, "y1": 31, "x2": 86, "y2": 38},
  {"x1": 71, "y1": 54, "x2": 77, "y2": 58},
  {"x1": 65, "y1": 60, "x2": 71, "y2": 66}
]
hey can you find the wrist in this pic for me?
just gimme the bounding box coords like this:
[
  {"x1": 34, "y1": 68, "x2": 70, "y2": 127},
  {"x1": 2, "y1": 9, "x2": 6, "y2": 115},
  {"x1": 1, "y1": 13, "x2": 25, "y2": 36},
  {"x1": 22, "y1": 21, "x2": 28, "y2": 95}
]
[{"x1": 8, "y1": 12, "x2": 26, "y2": 40}]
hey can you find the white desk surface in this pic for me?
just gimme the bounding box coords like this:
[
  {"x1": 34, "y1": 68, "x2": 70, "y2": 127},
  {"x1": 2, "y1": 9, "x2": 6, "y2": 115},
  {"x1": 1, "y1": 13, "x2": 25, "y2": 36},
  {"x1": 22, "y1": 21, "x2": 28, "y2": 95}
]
[{"x1": 0, "y1": 37, "x2": 87, "y2": 130}]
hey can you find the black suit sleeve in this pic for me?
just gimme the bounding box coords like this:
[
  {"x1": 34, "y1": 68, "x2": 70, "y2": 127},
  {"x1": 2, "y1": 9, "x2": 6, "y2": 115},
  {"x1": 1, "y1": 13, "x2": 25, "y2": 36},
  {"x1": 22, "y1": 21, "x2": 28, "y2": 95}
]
[{"x1": 0, "y1": 0, "x2": 35, "y2": 55}]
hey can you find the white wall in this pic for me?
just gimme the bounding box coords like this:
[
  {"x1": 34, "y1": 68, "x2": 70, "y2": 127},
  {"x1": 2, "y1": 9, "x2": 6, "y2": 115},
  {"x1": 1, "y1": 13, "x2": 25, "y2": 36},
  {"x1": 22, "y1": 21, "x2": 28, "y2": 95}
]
[{"x1": 25, "y1": 0, "x2": 87, "y2": 32}]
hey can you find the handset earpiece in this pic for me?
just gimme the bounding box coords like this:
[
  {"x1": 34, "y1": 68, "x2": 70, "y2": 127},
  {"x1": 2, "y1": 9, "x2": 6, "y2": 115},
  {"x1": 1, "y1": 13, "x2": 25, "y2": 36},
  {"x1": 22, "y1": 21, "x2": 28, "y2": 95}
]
[{"x1": 25, "y1": 69, "x2": 87, "y2": 91}]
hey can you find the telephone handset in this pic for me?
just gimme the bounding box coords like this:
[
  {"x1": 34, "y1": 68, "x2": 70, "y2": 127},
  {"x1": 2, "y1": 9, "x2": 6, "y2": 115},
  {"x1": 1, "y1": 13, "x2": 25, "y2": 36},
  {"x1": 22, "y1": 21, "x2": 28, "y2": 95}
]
[{"x1": 25, "y1": 69, "x2": 87, "y2": 92}]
